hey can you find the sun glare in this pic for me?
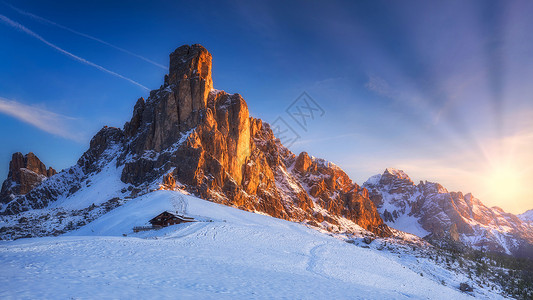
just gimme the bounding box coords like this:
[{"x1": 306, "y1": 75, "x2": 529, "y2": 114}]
[{"x1": 483, "y1": 163, "x2": 524, "y2": 205}]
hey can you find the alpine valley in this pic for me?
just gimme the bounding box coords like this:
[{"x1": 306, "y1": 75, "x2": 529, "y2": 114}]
[{"x1": 1, "y1": 45, "x2": 532, "y2": 299}]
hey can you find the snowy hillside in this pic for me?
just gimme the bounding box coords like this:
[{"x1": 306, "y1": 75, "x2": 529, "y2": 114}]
[
  {"x1": 0, "y1": 149, "x2": 133, "y2": 240},
  {"x1": 0, "y1": 190, "x2": 505, "y2": 299}
]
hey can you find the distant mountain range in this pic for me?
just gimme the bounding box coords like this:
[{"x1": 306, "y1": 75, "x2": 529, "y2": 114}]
[{"x1": 364, "y1": 168, "x2": 533, "y2": 258}]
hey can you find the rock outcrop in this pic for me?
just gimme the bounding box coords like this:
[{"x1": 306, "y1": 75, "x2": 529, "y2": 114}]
[
  {"x1": 364, "y1": 168, "x2": 533, "y2": 257},
  {"x1": 0, "y1": 44, "x2": 390, "y2": 237},
  {"x1": 0, "y1": 152, "x2": 56, "y2": 204}
]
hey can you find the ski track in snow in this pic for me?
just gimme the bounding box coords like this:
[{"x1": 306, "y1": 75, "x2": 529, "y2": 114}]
[
  {"x1": 0, "y1": 190, "x2": 504, "y2": 299},
  {"x1": 170, "y1": 193, "x2": 188, "y2": 215},
  {"x1": 305, "y1": 242, "x2": 329, "y2": 279}
]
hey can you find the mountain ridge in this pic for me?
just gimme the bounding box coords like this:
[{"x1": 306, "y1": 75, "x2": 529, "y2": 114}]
[
  {"x1": 519, "y1": 209, "x2": 533, "y2": 224},
  {"x1": 363, "y1": 168, "x2": 533, "y2": 258}
]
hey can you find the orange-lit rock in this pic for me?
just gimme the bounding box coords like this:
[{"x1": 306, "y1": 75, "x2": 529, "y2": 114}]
[
  {"x1": 117, "y1": 44, "x2": 390, "y2": 237},
  {"x1": 0, "y1": 152, "x2": 56, "y2": 204}
]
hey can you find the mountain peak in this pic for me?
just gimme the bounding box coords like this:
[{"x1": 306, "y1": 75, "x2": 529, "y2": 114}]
[
  {"x1": 383, "y1": 168, "x2": 411, "y2": 181},
  {"x1": 0, "y1": 152, "x2": 56, "y2": 204},
  {"x1": 464, "y1": 192, "x2": 476, "y2": 201},
  {"x1": 167, "y1": 44, "x2": 213, "y2": 90},
  {"x1": 519, "y1": 209, "x2": 533, "y2": 223},
  {"x1": 365, "y1": 169, "x2": 533, "y2": 257}
]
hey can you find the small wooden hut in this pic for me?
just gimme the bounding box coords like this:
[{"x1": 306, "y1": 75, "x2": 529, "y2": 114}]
[{"x1": 149, "y1": 211, "x2": 195, "y2": 227}]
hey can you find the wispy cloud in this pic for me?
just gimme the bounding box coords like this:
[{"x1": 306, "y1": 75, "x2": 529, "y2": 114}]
[
  {"x1": 0, "y1": 97, "x2": 84, "y2": 142},
  {"x1": 365, "y1": 75, "x2": 396, "y2": 99},
  {"x1": 0, "y1": 14, "x2": 149, "y2": 91},
  {"x1": 2, "y1": 1, "x2": 167, "y2": 70}
]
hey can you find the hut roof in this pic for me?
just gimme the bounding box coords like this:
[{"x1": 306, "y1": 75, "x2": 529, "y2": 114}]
[{"x1": 149, "y1": 211, "x2": 194, "y2": 223}]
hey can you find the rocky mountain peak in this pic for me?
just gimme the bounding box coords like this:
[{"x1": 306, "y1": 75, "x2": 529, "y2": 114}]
[
  {"x1": 115, "y1": 45, "x2": 391, "y2": 237},
  {"x1": 168, "y1": 44, "x2": 213, "y2": 90},
  {"x1": 367, "y1": 168, "x2": 415, "y2": 196},
  {"x1": 11, "y1": 152, "x2": 44, "y2": 175},
  {"x1": 123, "y1": 44, "x2": 215, "y2": 154},
  {"x1": 120, "y1": 44, "x2": 392, "y2": 237},
  {"x1": 364, "y1": 168, "x2": 533, "y2": 257},
  {"x1": 383, "y1": 168, "x2": 412, "y2": 182},
  {"x1": 0, "y1": 152, "x2": 56, "y2": 204},
  {"x1": 0, "y1": 44, "x2": 390, "y2": 237}
]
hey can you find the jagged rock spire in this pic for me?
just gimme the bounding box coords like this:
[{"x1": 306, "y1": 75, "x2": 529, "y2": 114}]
[
  {"x1": 124, "y1": 44, "x2": 214, "y2": 153},
  {"x1": 168, "y1": 44, "x2": 213, "y2": 131},
  {"x1": 168, "y1": 44, "x2": 213, "y2": 90}
]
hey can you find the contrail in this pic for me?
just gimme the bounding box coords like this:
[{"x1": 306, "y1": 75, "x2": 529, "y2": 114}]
[
  {"x1": 2, "y1": 1, "x2": 167, "y2": 70},
  {"x1": 0, "y1": 14, "x2": 149, "y2": 91}
]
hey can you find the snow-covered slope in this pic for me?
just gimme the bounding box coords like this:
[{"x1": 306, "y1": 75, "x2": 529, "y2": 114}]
[
  {"x1": 519, "y1": 209, "x2": 533, "y2": 224},
  {"x1": 0, "y1": 190, "x2": 503, "y2": 299},
  {"x1": 0, "y1": 144, "x2": 132, "y2": 240},
  {"x1": 364, "y1": 168, "x2": 533, "y2": 257}
]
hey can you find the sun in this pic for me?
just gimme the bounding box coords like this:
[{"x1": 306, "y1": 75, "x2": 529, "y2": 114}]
[{"x1": 483, "y1": 163, "x2": 524, "y2": 205}]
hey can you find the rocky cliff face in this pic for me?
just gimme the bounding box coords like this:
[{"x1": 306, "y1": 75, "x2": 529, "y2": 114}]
[
  {"x1": 364, "y1": 168, "x2": 533, "y2": 257},
  {"x1": 117, "y1": 44, "x2": 388, "y2": 236},
  {"x1": 0, "y1": 152, "x2": 56, "y2": 205},
  {"x1": 0, "y1": 44, "x2": 390, "y2": 237}
]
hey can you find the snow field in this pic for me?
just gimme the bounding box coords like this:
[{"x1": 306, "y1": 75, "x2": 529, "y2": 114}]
[{"x1": 0, "y1": 190, "x2": 502, "y2": 299}]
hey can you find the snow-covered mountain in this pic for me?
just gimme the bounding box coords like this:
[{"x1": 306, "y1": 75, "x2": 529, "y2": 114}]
[
  {"x1": 364, "y1": 168, "x2": 533, "y2": 258},
  {"x1": 519, "y1": 209, "x2": 533, "y2": 224},
  {"x1": 0, "y1": 190, "x2": 506, "y2": 299},
  {"x1": 0, "y1": 44, "x2": 388, "y2": 238}
]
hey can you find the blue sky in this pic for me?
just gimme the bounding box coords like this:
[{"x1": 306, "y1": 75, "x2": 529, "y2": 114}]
[{"x1": 1, "y1": 0, "x2": 533, "y2": 213}]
